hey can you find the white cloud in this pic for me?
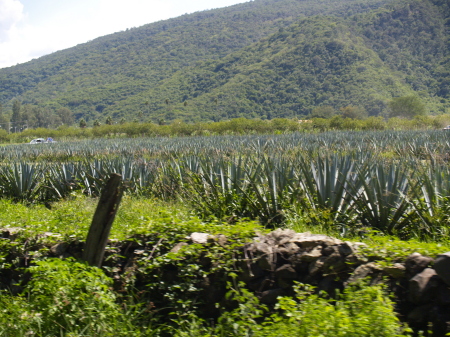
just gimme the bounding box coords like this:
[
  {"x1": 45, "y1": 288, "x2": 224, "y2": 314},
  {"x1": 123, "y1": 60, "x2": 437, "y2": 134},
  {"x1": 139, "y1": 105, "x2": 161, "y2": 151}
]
[
  {"x1": 0, "y1": 0, "x2": 24, "y2": 42},
  {"x1": 95, "y1": 0, "x2": 172, "y2": 34},
  {"x1": 0, "y1": 0, "x2": 248, "y2": 69}
]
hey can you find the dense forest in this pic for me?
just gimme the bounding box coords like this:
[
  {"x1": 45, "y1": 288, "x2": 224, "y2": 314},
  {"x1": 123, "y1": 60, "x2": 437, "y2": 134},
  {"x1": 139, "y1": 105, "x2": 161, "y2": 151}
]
[{"x1": 0, "y1": 0, "x2": 448, "y2": 126}]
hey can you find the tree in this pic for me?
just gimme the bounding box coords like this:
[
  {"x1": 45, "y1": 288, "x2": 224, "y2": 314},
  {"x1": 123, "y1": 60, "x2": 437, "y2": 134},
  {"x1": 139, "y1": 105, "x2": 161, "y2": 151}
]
[
  {"x1": 10, "y1": 99, "x2": 22, "y2": 132},
  {"x1": 105, "y1": 116, "x2": 113, "y2": 125},
  {"x1": 310, "y1": 105, "x2": 335, "y2": 119},
  {"x1": 93, "y1": 120, "x2": 101, "y2": 127},
  {"x1": 0, "y1": 103, "x2": 8, "y2": 131},
  {"x1": 57, "y1": 108, "x2": 74, "y2": 125},
  {"x1": 339, "y1": 106, "x2": 368, "y2": 119},
  {"x1": 79, "y1": 118, "x2": 87, "y2": 128},
  {"x1": 388, "y1": 95, "x2": 426, "y2": 119}
]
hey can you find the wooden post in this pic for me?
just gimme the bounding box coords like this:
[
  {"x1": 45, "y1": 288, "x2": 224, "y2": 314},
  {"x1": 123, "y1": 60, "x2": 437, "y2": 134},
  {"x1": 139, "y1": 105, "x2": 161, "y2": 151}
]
[{"x1": 83, "y1": 174, "x2": 123, "y2": 267}]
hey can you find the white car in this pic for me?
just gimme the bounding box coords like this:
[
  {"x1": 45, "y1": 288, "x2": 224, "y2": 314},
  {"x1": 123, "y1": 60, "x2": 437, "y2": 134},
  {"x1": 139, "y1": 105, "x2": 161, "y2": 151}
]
[
  {"x1": 29, "y1": 138, "x2": 56, "y2": 144},
  {"x1": 30, "y1": 138, "x2": 46, "y2": 144}
]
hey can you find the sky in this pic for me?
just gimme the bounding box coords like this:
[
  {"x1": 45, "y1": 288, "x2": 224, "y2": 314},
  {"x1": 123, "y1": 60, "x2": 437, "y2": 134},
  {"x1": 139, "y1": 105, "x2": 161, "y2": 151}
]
[{"x1": 0, "y1": 0, "x2": 249, "y2": 69}]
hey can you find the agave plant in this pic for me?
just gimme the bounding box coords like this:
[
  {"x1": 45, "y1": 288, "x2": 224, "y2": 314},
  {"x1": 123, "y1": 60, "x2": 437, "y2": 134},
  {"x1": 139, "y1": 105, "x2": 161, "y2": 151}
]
[
  {"x1": 408, "y1": 164, "x2": 450, "y2": 239},
  {"x1": 0, "y1": 162, "x2": 44, "y2": 201},
  {"x1": 181, "y1": 156, "x2": 252, "y2": 221},
  {"x1": 348, "y1": 161, "x2": 413, "y2": 236},
  {"x1": 44, "y1": 162, "x2": 78, "y2": 200},
  {"x1": 241, "y1": 156, "x2": 300, "y2": 225}
]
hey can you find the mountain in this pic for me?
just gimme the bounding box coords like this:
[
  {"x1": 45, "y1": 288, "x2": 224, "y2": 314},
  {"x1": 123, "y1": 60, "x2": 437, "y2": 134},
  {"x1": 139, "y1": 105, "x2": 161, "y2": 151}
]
[{"x1": 0, "y1": 0, "x2": 448, "y2": 126}]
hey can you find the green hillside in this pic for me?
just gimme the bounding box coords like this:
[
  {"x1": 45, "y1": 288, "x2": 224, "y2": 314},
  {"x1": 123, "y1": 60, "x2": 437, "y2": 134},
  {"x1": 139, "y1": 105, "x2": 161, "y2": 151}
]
[{"x1": 0, "y1": 0, "x2": 448, "y2": 125}]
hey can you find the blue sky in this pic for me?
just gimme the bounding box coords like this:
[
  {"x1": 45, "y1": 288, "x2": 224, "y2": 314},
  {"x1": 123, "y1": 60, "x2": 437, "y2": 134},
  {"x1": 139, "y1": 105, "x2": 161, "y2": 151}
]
[{"x1": 0, "y1": 0, "x2": 249, "y2": 69}]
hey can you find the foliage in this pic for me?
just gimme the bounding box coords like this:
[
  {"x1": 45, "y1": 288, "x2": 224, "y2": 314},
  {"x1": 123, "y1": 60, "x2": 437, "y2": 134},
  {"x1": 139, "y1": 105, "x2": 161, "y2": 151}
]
[
  {"x1": 0, "y1": 0, "x2": 448, "y2": 123},
  {"x1": 254, "y1": 283, "x2": 411, "y2": 337},
  {"x1": 0, "y1": 258, "x2": 140, "y2": 336},
  {"x1": 388, "y1": 95, "x2": 427, "y2": 119}
]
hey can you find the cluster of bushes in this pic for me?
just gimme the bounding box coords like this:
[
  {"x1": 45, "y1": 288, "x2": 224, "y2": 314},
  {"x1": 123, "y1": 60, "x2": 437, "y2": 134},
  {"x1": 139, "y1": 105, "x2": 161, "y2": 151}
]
[{"x1": 2, "y1": 114, "x2": 450, "y2": 144}]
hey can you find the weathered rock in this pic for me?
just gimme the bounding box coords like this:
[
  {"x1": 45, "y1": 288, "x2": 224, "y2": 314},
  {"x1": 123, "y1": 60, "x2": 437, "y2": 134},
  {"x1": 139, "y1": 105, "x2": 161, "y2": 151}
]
[
  {"x1": 264, "y1": 228, "x2": 297, "y2": 246},
  {"x1": 215, "y1": 234, "x2": 228, "y2": 247},
  {"x1": 435, "y1": 282, "x2": 450, "y2": 305},
  {"x1": 170, "y1": 242, "x2": 188, "y2": 253},
  {"x1": 322, "y1": 253, "x2": 347, "y2": 274},
  {"x1": 408, "y1": 268, "x2": 438, "y2": 304},
  {"x1": 318, "y1": 275, "x2": 343, "y2": 296},
  {"x1": 276, "y1": 242, "x2": 300, "y2": 256},
  {"x1": 248, "y1": 241, "x2": 275, "y2": 270},
  {"x1": 299, "y1": 246, "x2": 323, "y2": 262},
  {"x1": 323, "y1": 245, "x2": 339, "y2": 256},
  {"x1": 383, "y1": 263, "x2": 406, "y2": 279},
  {"x1": 275, "y1": 264, "x2": 297, "y2": 280},
  {"x1": 309, "y1": 256, "x2": 327, "y2": 276},
  {"x1": 345, "y1": 262, "x2": 380, "y2": 285},
  {"x1": 1, "y1": 227, "x2": 23, "y2": 240},
  {"x1": 433, "y1": 252, "x2": 450, "y2": 286},
  {"x1": 405, "y1": 253, "x2": 433, "y2": 278},
  {"x1": 259, "y1": 288, "x2": 286, "y2": 304},
  {"x1": 50, "y1": 242, "x2": 69, "y2": 255},
  {"x1": 289, "y1": 232, "x2": 343, "y2": 248},
  {"x1": 189, "y1": 232, "x2": 210, "y2": 244},
  {"x1": 407, "y1": 304, "x2": 433, "y2": 323},
  {"x1": 338, "y1": 241, "x2": 367, "y2": 256}
]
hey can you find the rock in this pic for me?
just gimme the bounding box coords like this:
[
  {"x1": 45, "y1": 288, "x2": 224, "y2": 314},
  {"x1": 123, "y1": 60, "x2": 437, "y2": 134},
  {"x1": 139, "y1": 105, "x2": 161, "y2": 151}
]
[
  {"x1": 407, "y1": 304, "x2": 433, "y2": 323},
  {"x1": 1, "y1": 227, "x2": 23, "y2": 240},
  {"x1": 435, "y1": 281, "x2": 450, "y2": 305},
  {"x1": 259, "y1": 288, "x2": 286, "y2": 304},
  {"x1": 299, "y1": 246, "x2": 323, "y2": 262},
  {"x1": 263, "y1": 228, "x2": 297, "y2": 246},
  {"x1": 309, "y1": 256, "x2": 327, "y2": 276},
  {"x1": 339, "y1": 241, "x2": 366, "y2": 256},
  {"x1": 240, "y1": 261, "x2": 266, "y2": 282},
  {"x1": 318, "y1": 275, "x2": 343, "y2": 296},
  {"x1": 170, "y1": 242, "x2": 188, "y2": 253},
  {"x1": 408, "y1": 268, "x2": 438, "y2": 304},
  {"x1": 322, "y1": 253, "x2": 347, "y2": 274},
  {"x1": 249, "y1": 242, "x2": 275, "y2": 271},
  {"x1": 289, "y1": 232, "x2": 343, "y2": 248},
  {"x1": 189, "y1": 232, "x2": 210, "y2": 244},
  {"x1": 50, "y1": 242, "x2": 69, "y2": 255},
  {"x1": 276, "y1": 264, "x2": 297, "y2": 288},
  {"x1": 215, "y1": 234, "x2": 228, "y2": 247},
  {"x1": 276, "y1": 242, "x2": 300, "y2": 256},
  {"x1": 405, "y1": 253, "x2": 433, "y2": 278},
  {"x1": 322, "y1": 245, "x2": 339, "y2": 256},
  {"x1": 275, "y1": 264, "x2": 297, "y2": 280},
  {"x1": 383, "y1": 263, "x2": 406, "y2": 279},
  {"x1": 345, "y1": 262, "x2": 380, "y2": 285},
  {"x1": 433, "y1": 252, "x2": 450, "y2": 286}
]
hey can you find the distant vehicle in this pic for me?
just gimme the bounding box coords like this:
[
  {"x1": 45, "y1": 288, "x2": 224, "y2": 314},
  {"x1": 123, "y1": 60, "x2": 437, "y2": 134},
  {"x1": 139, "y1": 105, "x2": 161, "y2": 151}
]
[
  {"x1": 29, "y1": 138, "x2": 56, "y2": 144},
  {"x1": 443, "y1": 125, "x2": 450, "y2": 130}
]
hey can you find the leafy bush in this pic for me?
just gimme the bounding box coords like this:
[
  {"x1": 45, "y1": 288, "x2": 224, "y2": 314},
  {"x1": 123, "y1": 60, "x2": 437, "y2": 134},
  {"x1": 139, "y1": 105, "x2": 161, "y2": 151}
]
[
  {"x1": 0, "y1": 258, "x2": 129, "y2": 336},
  {"x1": 255, "y1": 283, "x2": 412, "y2": 337}
]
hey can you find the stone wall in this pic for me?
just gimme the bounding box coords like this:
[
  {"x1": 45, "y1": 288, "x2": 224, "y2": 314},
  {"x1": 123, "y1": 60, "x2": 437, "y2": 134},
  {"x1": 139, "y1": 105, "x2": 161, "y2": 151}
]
[
  {"x1": 189, "y1": 229, "x2": 450, "y2": 336},
  {"x1": 2, "y1": 227, "x2": 450, "y2": 336}
]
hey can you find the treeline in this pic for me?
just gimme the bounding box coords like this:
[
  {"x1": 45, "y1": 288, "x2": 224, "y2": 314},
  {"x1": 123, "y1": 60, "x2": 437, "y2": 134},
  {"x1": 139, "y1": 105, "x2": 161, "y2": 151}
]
[
  {"x1": 2, "y1": 115, "x2": 450, "y2": 144},
  {"x1": 0, "y1": 100, "x2": 73, "y2": 133}
]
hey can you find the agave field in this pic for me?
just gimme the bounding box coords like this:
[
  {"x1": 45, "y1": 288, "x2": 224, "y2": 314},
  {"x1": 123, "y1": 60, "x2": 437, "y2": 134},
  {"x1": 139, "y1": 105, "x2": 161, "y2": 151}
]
[{"x1": 2, "y1": 130, "x2": 450, "y2": 240}]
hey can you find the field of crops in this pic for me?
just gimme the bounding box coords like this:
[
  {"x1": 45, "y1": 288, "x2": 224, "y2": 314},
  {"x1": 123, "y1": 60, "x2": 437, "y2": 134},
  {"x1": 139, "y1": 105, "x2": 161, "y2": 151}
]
[{"x1": 2, "y1": 130, "x2": 450, "y2": 240}]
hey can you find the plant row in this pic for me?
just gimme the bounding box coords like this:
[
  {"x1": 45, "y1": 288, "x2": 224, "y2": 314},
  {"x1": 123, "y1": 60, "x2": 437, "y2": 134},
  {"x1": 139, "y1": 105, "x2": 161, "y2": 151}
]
[
  {"x1": 1, "y1": 153, "x2": 450, "y2": 240},
  {"x1": 2, "y1": 130, "x2": 450, "y2": 162}
]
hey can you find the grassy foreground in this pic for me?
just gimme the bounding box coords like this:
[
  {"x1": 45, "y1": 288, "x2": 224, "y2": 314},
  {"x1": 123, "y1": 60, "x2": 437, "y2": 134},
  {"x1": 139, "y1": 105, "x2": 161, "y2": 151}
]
[{"x1": 1, "y1": 195, "x2": 449, "y2": 336}]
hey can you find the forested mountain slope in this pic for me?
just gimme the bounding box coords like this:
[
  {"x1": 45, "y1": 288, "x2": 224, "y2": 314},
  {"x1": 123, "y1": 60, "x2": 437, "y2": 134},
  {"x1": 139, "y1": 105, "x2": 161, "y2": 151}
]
[{"x1": 0, "y1": 0, "x2": 448, "y2": 124}]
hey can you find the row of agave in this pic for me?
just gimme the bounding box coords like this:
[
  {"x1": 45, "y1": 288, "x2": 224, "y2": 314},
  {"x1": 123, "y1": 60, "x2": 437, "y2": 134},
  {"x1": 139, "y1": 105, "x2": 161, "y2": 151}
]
[
  {"x1": 1, "y1": 153, "x2": 449, "y2": 240},
  {"x1": 2, "y1": 130, "x2": 450, "y2": 162}
]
